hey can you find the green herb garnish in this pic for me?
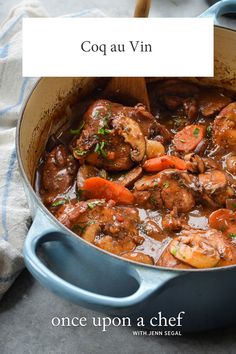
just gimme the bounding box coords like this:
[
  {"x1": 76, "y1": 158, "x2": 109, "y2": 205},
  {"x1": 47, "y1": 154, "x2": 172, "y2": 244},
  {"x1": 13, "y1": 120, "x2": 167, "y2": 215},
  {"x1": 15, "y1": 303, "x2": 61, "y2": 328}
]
[
  {"x1": 97, "y1": 127, "x2": 111, "y2": 135},
  {"x1": 86, "y1": 220, "x2": 96, "y2": 226},
  {"x1": 70, "y1": 121, "x2": 85, "y2": 135},
  {"x1": 193, "y1": 127, "x2": 200, "y2": 138},
  {"x1": 180, "y1": 139, "x2": 186, "y2": 143},
  {"x1": 94, "y1": 141, "x2": 107, "y2": 159},
  {"x1": 87, "y1": 200, "x2": 104, "y2": 209},
  {"x1": 171, "y1": 248, "x2": 177, "y2": 256},
  {"x1": 103, "y1": 111, "x2": 112, "y2": 125},
  {"x1": 51, "y1": 199, "x2": 66, "y2": 207},
  {"x1": 94, "y1": 143, "x2": 99, "y2": 153},
  {"x1": 74, "y1": 148, "x2": 87, "y2": 157},
  {"x1": 163, "y1": 181, "x2": 169, "y2": 189},
  {"x1": 229, "y1": 233, "x2": 236, "y2": 238},
  {"x1": 206, "y1": 125, "x2": 212, "y2": 138}
]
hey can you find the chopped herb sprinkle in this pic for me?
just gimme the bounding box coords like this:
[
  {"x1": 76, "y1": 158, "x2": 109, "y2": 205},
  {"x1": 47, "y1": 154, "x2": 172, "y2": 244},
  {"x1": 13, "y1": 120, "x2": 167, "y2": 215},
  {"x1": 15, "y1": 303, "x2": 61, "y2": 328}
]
[
  {"x1": 94, "y1": 141, "x2": 107, "y2": 158},
  {"x1": 70, "y1": 121, "x2": 85, "y2": 135},
  {"x1": 51, "y1": 199, "x2": 66, "y2": 207},
  {"x1": 171, "y1": 248, "x2": 177, "y2": 256},
  {"x1": 97, "y1": 127, "x2": 111, "y2": 135},
  {"x1": 178, "y1": 180, "x2": 185, "y2": 187},
  {"x1": 74, "y1": 149, "x2": 87, "y2": 157},
  {"x1": 193, "y1": 127, "x2": 200, "y2": 138},
  {"x1": 229, "y1": 233, "x2": 236, "y2": 238},
  {"x1": 87, "y1": 200, "x2": 104, "y2": 209},
  {"x1": 206, "y1": 125, "x2": 212, "y2": 138},
  {"x1": 163, "y1": 181, "x2": 169, "y2": 189},
  {"x1": 86, "y1": 220, "x2": 96, "y2": 226}
]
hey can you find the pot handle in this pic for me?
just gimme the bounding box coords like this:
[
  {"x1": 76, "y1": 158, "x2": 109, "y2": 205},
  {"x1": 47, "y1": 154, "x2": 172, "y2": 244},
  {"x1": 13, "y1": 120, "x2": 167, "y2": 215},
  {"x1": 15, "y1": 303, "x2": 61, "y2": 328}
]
[
  {"x1": 24, "y1": 209, "x2": 180, "y2": 309},
  {"x1": 200, "y1": 0, "x2": 236, "y2": 27}
]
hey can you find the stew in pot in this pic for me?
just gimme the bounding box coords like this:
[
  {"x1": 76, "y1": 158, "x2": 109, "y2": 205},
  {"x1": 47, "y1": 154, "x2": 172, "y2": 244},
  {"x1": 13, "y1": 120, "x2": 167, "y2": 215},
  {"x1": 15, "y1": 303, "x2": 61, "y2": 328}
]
[{"x1": 36, "y1": 79, "x2": 236, "y2": 269}]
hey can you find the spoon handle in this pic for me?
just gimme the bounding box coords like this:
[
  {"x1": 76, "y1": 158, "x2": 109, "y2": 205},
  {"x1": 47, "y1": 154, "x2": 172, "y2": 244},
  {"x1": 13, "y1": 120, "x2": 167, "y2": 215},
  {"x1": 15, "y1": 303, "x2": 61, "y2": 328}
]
[{"x1": 134, "y1": 0, "x2": 152, "y2": 18}]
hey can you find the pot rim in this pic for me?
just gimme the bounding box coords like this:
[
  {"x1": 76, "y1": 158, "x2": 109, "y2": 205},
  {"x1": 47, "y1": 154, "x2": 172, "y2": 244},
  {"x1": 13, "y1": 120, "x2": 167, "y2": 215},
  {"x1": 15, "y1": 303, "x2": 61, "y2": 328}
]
[{"x1": 16, "y1": 30, "x2": 236, "y2": 273}]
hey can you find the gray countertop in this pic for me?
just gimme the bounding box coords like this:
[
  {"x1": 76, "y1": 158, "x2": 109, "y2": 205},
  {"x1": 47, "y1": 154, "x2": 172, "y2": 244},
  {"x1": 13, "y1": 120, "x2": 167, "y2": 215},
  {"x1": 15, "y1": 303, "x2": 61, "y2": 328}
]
[
  {"x1": 1, "y1": 0, "x2": 236, "y2": 353},
  {"x1": 1, "y1": 269, "x2": 236, "y2": 354}
]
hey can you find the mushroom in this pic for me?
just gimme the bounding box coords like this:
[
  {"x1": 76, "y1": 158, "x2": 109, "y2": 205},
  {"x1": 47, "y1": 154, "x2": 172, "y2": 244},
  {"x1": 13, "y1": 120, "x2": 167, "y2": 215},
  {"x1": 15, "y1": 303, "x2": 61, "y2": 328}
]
[
  {"x1": 118, "y1": 166, "x2": 143, "y2": 188},
  {"x1": 169, "y1": 235, "x2": 221, "y2": 269},
  {"x1": 112, "y1": 116, "x2": 146, "y2": 162},
  {"x1": 184, "y1": 153, "x2": 205, "y2": 173}
]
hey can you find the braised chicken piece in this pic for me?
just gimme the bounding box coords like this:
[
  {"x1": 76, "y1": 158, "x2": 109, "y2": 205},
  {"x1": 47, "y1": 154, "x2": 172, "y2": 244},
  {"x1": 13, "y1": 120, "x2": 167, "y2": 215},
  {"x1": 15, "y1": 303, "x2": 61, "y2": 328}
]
[
  {"x1": 183, "y1": 97, "x2": 198, "y2": 120},
  {"x1": 40, "y1": 145, "x2": 78, "y2": 204},
  {"x1": 198, "y1": 88, "x2": 231, "y2": 117},
  {"x1": 157, "y1": 80, "x2": 231, "y2": 119},
  {"x1": 213, "y1": 102, "x2": 236, "y2": 147},
  {"x1": 157, "y1": 170, "x2": 196, "y2": 213},
  {"x1": 38, "y1": 79, "x2": 236, "y2": 269},
  {"x1": 198, "y1": 170, "x2": 234, "y2": 207},
  {"x1": 73, "y1": 99, "x2": 158, "y2": 171},
  {"x1": 134, "y1": 169, "x2": 196, "y2": 213},
  {"x1": 54, "y1": 199, "x2": 143, "y2": 255},
  {"x1": 156, "y1": 80, "x2": 199, "y2": 97},
  {"x1": 133, "y1": 175, "x2": 163, "y2": 210}
]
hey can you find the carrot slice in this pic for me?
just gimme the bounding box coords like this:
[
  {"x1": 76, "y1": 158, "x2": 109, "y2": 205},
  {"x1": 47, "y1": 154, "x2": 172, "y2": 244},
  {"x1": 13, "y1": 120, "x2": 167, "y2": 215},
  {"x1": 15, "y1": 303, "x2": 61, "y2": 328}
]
[
  {"x1": 143, "y1": 155, "x2": 187, "y2": 172},
  {"x1": 173, "y1": 125, "x2": 205, "y2": 153},
  {"x1": 82, "y1": 177, "x2": 134, "y2": 205},
  {"x1": 209, "y1": 209, "x2": 236, "y2": 237}
]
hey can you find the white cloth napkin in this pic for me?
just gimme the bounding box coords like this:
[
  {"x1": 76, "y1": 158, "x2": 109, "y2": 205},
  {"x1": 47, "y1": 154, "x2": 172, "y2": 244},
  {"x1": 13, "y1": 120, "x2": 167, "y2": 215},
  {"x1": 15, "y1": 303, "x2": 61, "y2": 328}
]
[{"x1": 0, "y1": 0, "x2": 104, "y2": 299}]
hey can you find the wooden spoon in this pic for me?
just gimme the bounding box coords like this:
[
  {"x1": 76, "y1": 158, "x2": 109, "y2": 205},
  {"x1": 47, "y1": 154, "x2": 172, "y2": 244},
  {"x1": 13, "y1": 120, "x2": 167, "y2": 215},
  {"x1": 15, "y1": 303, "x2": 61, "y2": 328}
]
[{"x1": 103, "y1": 0, "x2": 151, "y2": 110}]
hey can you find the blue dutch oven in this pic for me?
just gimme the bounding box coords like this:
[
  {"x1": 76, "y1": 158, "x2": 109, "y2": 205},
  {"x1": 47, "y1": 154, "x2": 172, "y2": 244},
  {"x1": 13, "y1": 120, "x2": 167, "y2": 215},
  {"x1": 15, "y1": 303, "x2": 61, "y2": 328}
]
[{"x1": 17, "y1": 0, "x2": 236, "y2": 332}]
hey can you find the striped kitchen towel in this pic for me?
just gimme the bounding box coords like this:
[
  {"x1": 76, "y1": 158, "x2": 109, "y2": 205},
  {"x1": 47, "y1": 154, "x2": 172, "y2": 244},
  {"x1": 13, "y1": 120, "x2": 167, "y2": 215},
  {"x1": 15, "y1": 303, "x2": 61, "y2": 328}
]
[{"x1": 0, "y1": 0, "x2": 104, "y2": 299}]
